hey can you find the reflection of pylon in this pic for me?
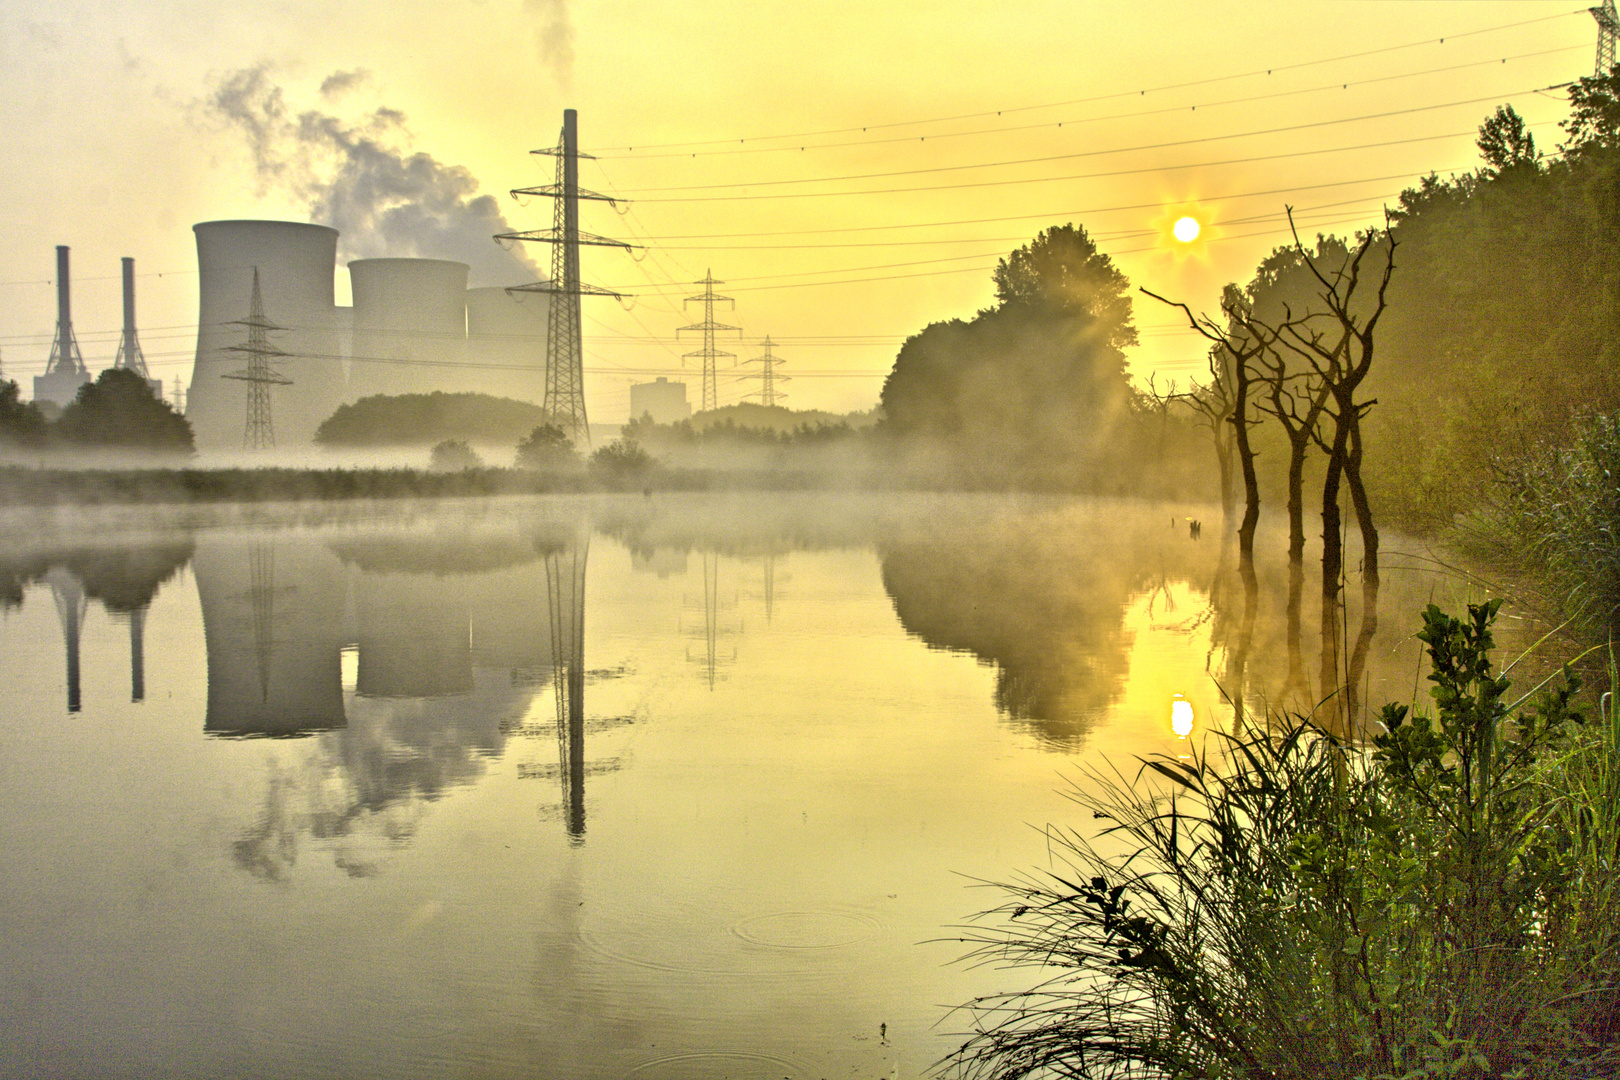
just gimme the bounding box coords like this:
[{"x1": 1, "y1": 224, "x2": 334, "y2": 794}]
[
  {"x1": 1596, "y1": 1, "x2": 1619, "y2": 75},
  {"x1": 249, "y1": 543, "x2": 277, "y2": 704},
  {"x1": 221, "y1": 268, "x2": 294, "y2": 449},
  {"x1": 683, "y1": 550, "x2": 738, "y2": 688},
  {"x1": 46, "y1": 568, "x2": 87, "y2": 713},
  {"x1": 545, "y1": 538, "x2": 589, "y2": 845},
  {"x1": 501, "y1": 109, "x2": 634, "y2": 449},
  {"x1": 679, "y1": 272, "x2": 741, "y2": 413}
]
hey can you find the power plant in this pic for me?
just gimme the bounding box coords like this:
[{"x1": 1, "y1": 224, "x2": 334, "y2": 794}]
[{"x1": 185, "y1": 220, "x2": 551, "y2": 450}]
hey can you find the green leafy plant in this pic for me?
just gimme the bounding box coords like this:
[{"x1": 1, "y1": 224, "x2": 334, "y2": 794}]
[{"x1": 944, "y1": 602, "x2": 1619, "y2": 1080}]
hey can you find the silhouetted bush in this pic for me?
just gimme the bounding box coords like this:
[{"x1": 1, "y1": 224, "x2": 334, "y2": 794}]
[
  {"x1": 53, "y1": 369, "x2": 193, "y2": 452},
  {"x1": 429, "y1": 439, "x2": 483, "y2": 471}
]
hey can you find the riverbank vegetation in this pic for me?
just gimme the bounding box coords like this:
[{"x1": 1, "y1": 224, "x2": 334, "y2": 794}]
[{"x1": 947, "y1": 602, "x2": 1620, "y2": 1079}]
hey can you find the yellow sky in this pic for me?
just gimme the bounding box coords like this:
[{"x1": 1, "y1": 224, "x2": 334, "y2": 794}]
[{"x1": 0, "y1": 1, "x2": 1597, "y2": 422}]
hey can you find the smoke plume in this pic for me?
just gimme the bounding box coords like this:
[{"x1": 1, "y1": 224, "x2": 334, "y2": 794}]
[
  {"x1": 524, "y1": 0, "x2": 575, "y2": 90},
  {"x1": 202, "y1": 66, "x2": 542, "y2": 287}
]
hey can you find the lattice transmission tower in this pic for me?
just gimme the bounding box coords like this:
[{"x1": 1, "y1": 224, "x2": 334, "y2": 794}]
[
  {"x1": 679, "y1": 271, "x2": 741, "y2": 413},
  {"x1": 1596, "y1": 1, "x2": 1619, "y2": 75},
  {"x1": 741, "y1": 336, "x2": 789, "y2": 408},
  {"x1": 221, "y1": 268, "x2": 293, "y2": 449},
  {"x1": 499, "y1": 109, "x2": 632, "y2": 449}
]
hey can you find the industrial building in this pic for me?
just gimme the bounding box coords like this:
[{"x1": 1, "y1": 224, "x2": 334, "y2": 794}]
[
  {"x1": 185, "y1": 220, "x2": 551, "y2": 450},
  {"x1": 629, "y1": 376, "x2": 691, "y2": 425}
]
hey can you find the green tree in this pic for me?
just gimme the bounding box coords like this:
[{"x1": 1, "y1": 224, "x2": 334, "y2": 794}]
[
  {"x1": 428, "y1": 439, "x2": 482, "y2": 471},
  {"x1": 514, "y1": 423, "x2": 577, "y2": 469},
  {"x1": 0, "y1": 380, "x2": 47, "y2": 448},
  {"x1": 1477, "y1": 104, "x2": 1539, "y2": 176},
  {"x1": 588, "y1": 439, "x2": 653, "y2": 486},
  {"x1": 54, "y1": 368, "x2": 193, "y2": 452},
  {"x1": 881, "y1": 224, "x2": 1142, "y2": 489}
]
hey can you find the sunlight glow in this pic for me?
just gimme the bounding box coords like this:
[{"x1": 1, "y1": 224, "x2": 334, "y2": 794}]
[
  {"x1": 1173, "y1": 216, "x2": 1201, "y2": 243},
  {"x1": 1171, "y1": 694, "x2": 1194, "y2": 738}
]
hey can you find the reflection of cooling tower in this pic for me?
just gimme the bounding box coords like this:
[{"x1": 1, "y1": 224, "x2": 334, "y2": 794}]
[
  {"x1": 194, "y1": 535, "x2": 347, "y2": 736},
  {"x1": 466, "y1": 286, "x2": 549, "y2": 406},
  {"x1": 187, "y1": 221, "x2": 344, "y2": 449},
  {"x1": 348, "y1": 259, "x2": 469, "y2": 401},
  {"x1": 464, "y1": 563, "x2": 555, "y2": 677},
  {"x1": 355, "y1": 572, "x2": 474, "y2": 697}
]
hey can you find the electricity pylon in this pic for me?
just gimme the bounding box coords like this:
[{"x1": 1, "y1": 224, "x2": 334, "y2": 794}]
[
  {"x1": 1596, "y1": 1, "x2": 1618, "y2": 75},
  {"x1": 221, "y1": 268, "x2": 293, "y2": 450},
  {"x1": 679, "y1": 271, "x2": 741, "y2": 413},
  {"x1": 741, "y1": 336, "x2": 789, "y2": 408},
  {"x1": 500, "y1": 109, "x2": 633, "y2": 449}
]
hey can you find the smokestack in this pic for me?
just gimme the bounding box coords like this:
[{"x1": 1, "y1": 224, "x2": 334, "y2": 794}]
[
  {"x1": 57, "y1": 246, "x2": 73, "y2": 344},
  {"x1": 34, "y1": 245, "x2": 90, "y2": 407},
  {"x1": 114, "y1": 256, "x2": 158, "y2": 391},
  {"x1": 122, "y1": 257, "x2": 136, "y2": 340}
]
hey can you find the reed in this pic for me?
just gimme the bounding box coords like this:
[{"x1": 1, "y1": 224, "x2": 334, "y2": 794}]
[{"x1": 943, "y1": 602, "x2": 1620, "y2": 1079}]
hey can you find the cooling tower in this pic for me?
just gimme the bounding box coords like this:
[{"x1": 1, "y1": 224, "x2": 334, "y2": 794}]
[
  {"x1": 188, "y1": 221, "x2": 344, "y2": 450},
  {"x1": 466, "y1": 286, "x2": 549, "y2": 406},
  {"x1": 347, "y1": 258, "x2": 469, "y2": 401}
]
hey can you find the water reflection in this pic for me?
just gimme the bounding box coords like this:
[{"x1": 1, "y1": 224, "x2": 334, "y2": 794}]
[
  {"x1": 1, "y1": 538, "x2": 193, "y2": 711},
  {"x1": 0, "y1": 496, "x2": 1518, "y2": 1079},
  {"x1": 879, "y1": 503, "x2": 1219, "y2": 747}
]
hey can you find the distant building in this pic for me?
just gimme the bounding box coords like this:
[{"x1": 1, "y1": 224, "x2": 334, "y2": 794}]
[{"x1": 629, "y1": 377, "x2": 691, "y2": 424}]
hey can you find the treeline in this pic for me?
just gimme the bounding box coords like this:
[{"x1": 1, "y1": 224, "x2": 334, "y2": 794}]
[
  {"x1": 314, "y1": 392, "x2": 548, "y2": 447},
  {"x1": 0, "y1": 369, "x2": 192, "y2": 453}
]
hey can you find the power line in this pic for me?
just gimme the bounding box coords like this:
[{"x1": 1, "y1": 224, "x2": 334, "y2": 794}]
[
  {"x1": 596, "y1": 8, "x2": 1586, "y2": 153},
  {"x1": 617, "y1": 87, "x2": 1556, "y2": 196},
  {"x1": 605, "y1": 44, "x2": 1582, "y2": 162}
]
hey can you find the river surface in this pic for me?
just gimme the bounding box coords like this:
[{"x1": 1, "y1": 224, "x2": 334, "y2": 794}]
[{"x1": 0, "y1": 493, "x2": 1517, "y2": 1079}]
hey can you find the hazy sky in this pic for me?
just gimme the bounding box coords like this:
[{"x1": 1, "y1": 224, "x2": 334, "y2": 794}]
[{"x1": 0, "y1": 1, "x2": 1596, "y2": 420}]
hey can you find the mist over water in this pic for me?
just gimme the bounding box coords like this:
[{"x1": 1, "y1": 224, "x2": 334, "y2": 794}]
[{"x1": 0, "y1": 492, "x2": 1521, "y2": 1078}]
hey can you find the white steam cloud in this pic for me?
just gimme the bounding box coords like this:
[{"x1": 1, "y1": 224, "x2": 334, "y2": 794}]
[
  {"x1": 203, "y1": 65, "x2": 542, "y2": 288},
  {"x1": 524, "y1": 0, "x2": 575, "y2": 90}
]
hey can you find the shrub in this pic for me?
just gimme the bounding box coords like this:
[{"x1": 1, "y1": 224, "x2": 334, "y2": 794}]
[
  {"x1": 945, "y1": 601, "x2": 1619, "y2": 1080},
  {"x1": 588, "y1": 439, "x2": 653, "y2": 485},
  {"x1": 428, "y1": 439, "x2": 482, "y2": 472},
  {"x1": 514, "y1": 424, "x2": 577, "y2": 470}
]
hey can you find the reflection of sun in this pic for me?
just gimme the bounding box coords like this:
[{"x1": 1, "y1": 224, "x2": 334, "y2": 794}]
[{"x1": 1171, "y1": 693, "x2": 1194, "y2": 738}]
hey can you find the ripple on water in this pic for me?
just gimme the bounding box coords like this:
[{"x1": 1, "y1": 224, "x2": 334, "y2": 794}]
[
  {"x1": 730, "y1": 909, "x2": 883, "y2": 950},
  {"x1": 628, "y1": 1050, "x2": 808, "y2": 1078},
  {"x1": 578, "y1": 905, "x2": 886, "y2": 975}
]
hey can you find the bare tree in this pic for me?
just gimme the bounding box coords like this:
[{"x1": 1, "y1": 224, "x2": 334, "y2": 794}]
[
  {"x1": 1141, "y1": 285, "x2": 1290, "y2": 567},
  {"x1": 1274, "y1": 208, "x2": 1396, "y2": 725}
]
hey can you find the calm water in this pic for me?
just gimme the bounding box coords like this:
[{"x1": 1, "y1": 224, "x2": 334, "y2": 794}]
[{"x1": 0, "y1": 493, "x2": 1509, "y2": 1079}]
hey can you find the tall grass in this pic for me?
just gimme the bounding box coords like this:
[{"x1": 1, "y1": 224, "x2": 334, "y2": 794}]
[
  {"x1": 943, "y1": 602, "x2": 1620, "y2": 1079},
  {"x1": 1468, "y1": 411, "x2": 1620, "y2": 643}
]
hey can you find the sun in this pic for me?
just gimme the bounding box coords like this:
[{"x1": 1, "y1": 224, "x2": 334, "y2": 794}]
[{"x1": 1173, "y1": 216, "x2": 1201, "y2": 243}]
